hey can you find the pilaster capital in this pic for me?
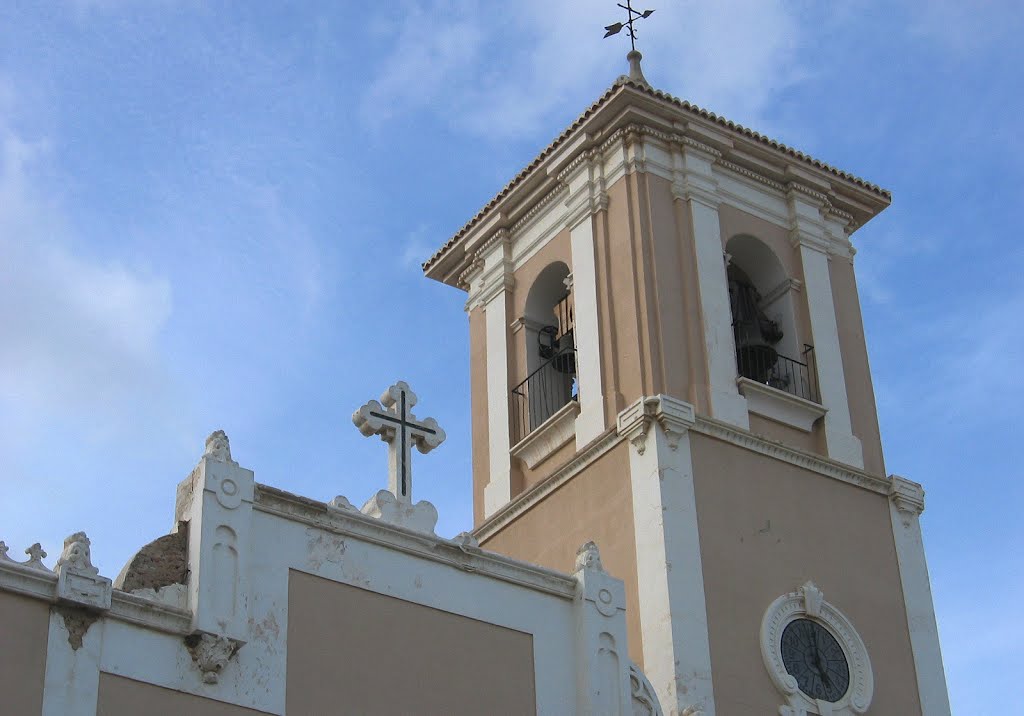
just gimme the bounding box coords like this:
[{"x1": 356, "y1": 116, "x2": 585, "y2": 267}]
[
  {"x1": 672, "y1": 142, "x2": 722, "y2": 209},
  {"x1": 788, "y1": 226, "x2": 831, "y2": 255},
  {"x1": 889, "y1": 475, "x2": 926, "y2": 526},
  {"x1": 509, "y1": 315, "x2": 547, "y2": 336},
  {"x1": 465, "y1": 229, "x2": 514, "y2": 309},
  {"x1": 562, "y1": 151, "x2": 609, "y2": 231},
  {"x1": 616, "y1": 395, "x2": 696, "y2": 454}
]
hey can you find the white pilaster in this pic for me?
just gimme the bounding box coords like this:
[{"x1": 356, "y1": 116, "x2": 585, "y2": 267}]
[
  {"x1": 789, "y1": 191, "x2": 863, "y2": 467},
  {"x1": 41, "y1": 608, "x2": 104, "y2": 715},
  {"x1": 889, "y1": 476, "x2": 951, "y2": 716},
  {"x1": 567, "y1": 189, "x2": 606, "y2": 447},
  {"x1": 474, "y1": 232, "x2": 515, "y2": 518},
  {"x1": 573, "y1": 542, "x2": 635, "y2": 715},
  {"x1": 674, "y1": 146, "x2": 749, "y2": 429},
  {"x1": 618, "y1": 395, "x2": 716, "y2": 716},
  {"x1": 175, "y1": 433, "x2": 254, "y2": 643}
]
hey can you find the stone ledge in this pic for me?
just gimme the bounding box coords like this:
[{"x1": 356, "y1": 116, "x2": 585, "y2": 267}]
[
  {"x1": 510, "y1": 399, "x2": 580, "y2": 469},
  {"x1": 737, "y1": 377, "x2": 826, "y2": 432}
]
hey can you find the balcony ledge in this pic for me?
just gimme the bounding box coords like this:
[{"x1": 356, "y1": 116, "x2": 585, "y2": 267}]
[
  {"x1": 510, "y1": 399, "x2": 580, "y2": 470},
  {"x1": 737, "y1": 377, "x2": 826, "y2": 432}
]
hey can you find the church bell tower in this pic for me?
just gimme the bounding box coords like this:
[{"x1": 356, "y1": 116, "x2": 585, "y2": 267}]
[{"x1": 423, "y1": 54, "x2": 949, "y2": 716}]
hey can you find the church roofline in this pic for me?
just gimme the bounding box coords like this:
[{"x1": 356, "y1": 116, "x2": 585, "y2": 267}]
[{"x1": 423, "y1": 77, "x2": 892, "y2": 287}]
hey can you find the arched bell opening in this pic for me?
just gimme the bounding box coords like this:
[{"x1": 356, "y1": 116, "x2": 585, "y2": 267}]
[
  {"x1": 726, "y1": 235, "x2": 818, "y2": 402},
  {"x1": 511, "y1": 261, "x2": 577, "y2": 444}
]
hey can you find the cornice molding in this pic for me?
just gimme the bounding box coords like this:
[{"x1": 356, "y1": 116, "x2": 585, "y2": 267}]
[
  {"x1": 0, "y1": 560, "x2": 192, "y2": 636},
  {"x1": 256, "y1": 485, "x2": 578, "y2": 600},
  {"x1": 718, "y1": 158, "x2": 786, "y2": 193},
  {"x1": 510, "y1": 183, "x2": 569, "y2": 235},
  {"x1": 692, "y1": 415, "x2": 891, "y2": 495},
  {"x1": 478, "y1": 410, "x2": 900, "y2": 551},
  {"x1": 476, "y1": 227, "x2": 511, "y2": 259}
]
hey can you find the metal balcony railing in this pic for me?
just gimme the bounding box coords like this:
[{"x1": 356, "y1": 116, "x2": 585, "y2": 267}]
[
  {"x1": 737, "y1": 344, "x2": 819, "y2": 403},
  {"x1": 510, "y1": 349, "x2": 577, "y2": 446}
]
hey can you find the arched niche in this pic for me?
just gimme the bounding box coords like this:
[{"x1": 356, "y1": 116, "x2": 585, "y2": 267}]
[
  {"x1": 523, "y1": 261, "x2": 573, "y2": 375},
  {"x1": 726, "y1": 235, "x2": 801, "y2": 361},
  {"x1": 512, "y1": 261, "x2": 576, "y2": 442}
]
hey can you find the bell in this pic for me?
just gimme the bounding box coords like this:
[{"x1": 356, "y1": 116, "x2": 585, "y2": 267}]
[{"x1": 729, "y1": 266, "x2": 782, "y2": 383}]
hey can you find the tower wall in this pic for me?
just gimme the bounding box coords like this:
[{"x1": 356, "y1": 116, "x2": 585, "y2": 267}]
[{"x1": 690, "y1": 431, "x2": 920, "y2": 714}]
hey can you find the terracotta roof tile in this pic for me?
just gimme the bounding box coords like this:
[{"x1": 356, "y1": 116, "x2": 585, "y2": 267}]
[{"x1": 423, "y1": 79, "x2": 890, "y2": 273}]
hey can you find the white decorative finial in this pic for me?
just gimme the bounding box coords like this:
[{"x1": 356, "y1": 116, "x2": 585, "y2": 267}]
[
  {"x1": 353, "y1": 381, "x2": 446, "y2": 504},
  {"x1": 203, "y1": 430, "x2": 237, "y2": 465},
  {"x1": 626, "y1": 50, "x2": 650, "y2": 87},
  {"x1": 575, "y1": 541, "x2": 605, "y2": 572},
  {"x1": 24, "y1": 543, "x2": 48, "y2": 571},
  {"x1": 54, "y1": 531, "x2": 112, "y2": 610}
]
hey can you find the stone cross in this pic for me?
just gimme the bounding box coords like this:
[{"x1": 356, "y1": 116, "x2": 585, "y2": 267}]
[{"x1": 353, "y1": 381, "x2": 445, "y2": 504}]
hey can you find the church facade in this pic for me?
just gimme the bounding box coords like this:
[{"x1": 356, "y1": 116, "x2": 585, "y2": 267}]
[
  {"x1": 423, "y1": 55, "x2": 950, "y2": 716},
  {"x1": 0, "y1": 56, "x2": 949, "y2": 716},
  {"x1": 0, "y1": 423, "x2": 662, "y2": 715}
]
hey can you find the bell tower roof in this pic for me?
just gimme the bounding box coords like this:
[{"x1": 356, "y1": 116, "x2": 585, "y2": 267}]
[{"x1": 422, "y1": 57, "x2": 891, "y2": 289}]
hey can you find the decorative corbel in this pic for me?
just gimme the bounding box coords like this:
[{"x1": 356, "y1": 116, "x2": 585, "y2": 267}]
[
  {"x1": 800, "y1": 581, "x2": 825, "y2": 618},
  {"x1": 185, "y1": 633, "x2": 242, "y2": 684},
  {"x1": 889, "y1": 475, "x2": 925, "y2": 527},
  {"x1": 617, "y1": 395, "x2": 696, "y2": 454}
]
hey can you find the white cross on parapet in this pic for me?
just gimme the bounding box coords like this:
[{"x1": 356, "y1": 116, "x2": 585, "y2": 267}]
[{"x1": 352, "y1": 381, "x2": 446, "y2": 505}]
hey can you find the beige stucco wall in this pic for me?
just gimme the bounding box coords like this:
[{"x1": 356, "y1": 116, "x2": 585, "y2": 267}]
[
  {"x1": 748, "y1": 412, "x2": 822, "y2": 455},
  {"x1": 469, "y1": 305, "x2": 489, "y2": 526},
  {"x1": 690, "y1": 432, "x2": 921, "y2": 715},
  {"x1": 480, "y1": 441, "x2": 644, "y2": 666},
  {"x1": 0, "y1": 591, "x2": 48, "y2": 715},
  {"x1": 829, "y1": 257, "x2": 886, "y2": 476},
  {"x1": 518, "y1": 436, "x2": 578, "y2": 491},
  {"x1": 286, "y1": 570, "x2": 537, "y2": 715},
  {"x1": 97, "y1": 673, "x2": 271, "y2": 715}
]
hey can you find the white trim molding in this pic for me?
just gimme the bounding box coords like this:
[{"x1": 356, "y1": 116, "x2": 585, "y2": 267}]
[
  {"x1": 737, "y1": 377, "x2": 827, "y2": 432},
  {"x1": 676, "y1": 145, "x2": 750, "y2": 429},
  {"x1": 480, "y1": 233, "x2": 515, "y2": 518},
  {"x1": 887, "y1": 476, "x2": 952, "y2": 716},
  {"x1": 567, "y1": 192, "x2": 606, "y2": 447},
  {"x1": 789, "y1": 190, "x2": 862, "y2": 468},
  {"x1": 761, "y1": 581, "x2": 873, "y2": 716},
  {"x1": 617, "y1": 395, "x2": 716, "y2": 716}
]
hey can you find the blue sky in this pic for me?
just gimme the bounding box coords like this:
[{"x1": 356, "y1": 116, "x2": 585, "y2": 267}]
[{"x1": 1, "y1": 1, "x2": 1020, "y2": 711}]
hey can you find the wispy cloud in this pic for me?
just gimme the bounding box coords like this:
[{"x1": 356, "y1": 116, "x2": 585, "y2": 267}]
[
  {"x1": 361, "y1": 0, "x2": 806, "y2": 139},
  {"x1": 0, "y1": 106, "x2": 173, "y2": 439}
]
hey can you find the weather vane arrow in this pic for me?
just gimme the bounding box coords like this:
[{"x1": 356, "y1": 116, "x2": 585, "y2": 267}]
[{"x1": 604, "y1": 1, "x2": 655, "y2": 52}]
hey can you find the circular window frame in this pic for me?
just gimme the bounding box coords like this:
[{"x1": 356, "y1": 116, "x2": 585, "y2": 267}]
[{"x1": 760, "y1": 581, "x2": 873, "y2": 715}]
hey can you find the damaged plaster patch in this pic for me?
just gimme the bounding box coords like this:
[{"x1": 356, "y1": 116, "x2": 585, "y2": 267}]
[
  {"x1": 130, "y1": 582, "x2": 188, "y2": 609},
  {"x1": 114, "y1": 524, "x2": 188, "y2": 593},
  {"x1": 249, "y1": 612, "x2": 281, "y2": 645},
  {"x1": 305, "y1": 528, "x2": 346, "y2": 572},
  {"x1": 54, "y1": 604, "x2": 99, "y2": 650}
]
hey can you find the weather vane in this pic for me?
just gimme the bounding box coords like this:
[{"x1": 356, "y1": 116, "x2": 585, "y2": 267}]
[{"x1": 603, "y1": 1, "x2": 655, "y2": 52}]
